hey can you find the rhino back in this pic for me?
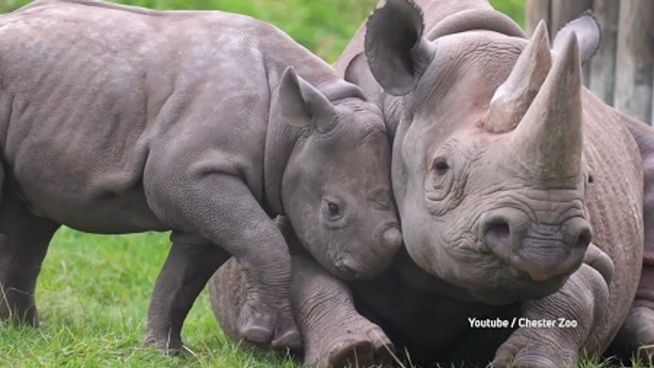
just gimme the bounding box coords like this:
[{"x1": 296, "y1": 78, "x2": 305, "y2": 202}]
[
  {"x1": 582, "y1": 89, "x2": 644, "y2": 351},
  {"x1": 0, "y1": 1, "x2": 285, "y2": 232}
]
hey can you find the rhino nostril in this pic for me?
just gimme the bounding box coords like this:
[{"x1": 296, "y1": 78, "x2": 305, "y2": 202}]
[
  {"x1": 575, "y1": 227, "x2": 592, "y2": 250},
  {"x1": 484, "y1": 221, "x2": 511, "y2": 247}
]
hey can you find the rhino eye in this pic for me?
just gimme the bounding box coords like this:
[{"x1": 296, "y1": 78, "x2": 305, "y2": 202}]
[
  {"x1": 325, "y1": 200, "x2": 343, "y2": 220},
  {"x1": 432, "y1": 157, "x2": 450, "y2": 175}
]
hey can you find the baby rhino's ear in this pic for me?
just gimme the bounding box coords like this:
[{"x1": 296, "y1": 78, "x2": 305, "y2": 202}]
[{"x1": 275, "y1": 67, "x2": 336, "y2": 130}]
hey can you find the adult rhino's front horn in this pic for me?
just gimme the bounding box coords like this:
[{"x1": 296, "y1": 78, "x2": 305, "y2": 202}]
[{"x1": 508, "y1": 29, "x2": 583, "y2": 180}]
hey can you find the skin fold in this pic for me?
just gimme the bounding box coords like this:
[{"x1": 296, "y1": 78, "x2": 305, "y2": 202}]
[
  {"x1": 0, "y1": 0, "x2": 402, "y2": 354},
  {"x1": 211, "y1": 0, "x2": 654, "y2": 367}
]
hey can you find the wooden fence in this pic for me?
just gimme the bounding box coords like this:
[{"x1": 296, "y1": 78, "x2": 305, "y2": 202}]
[{"x1": 526, "y1": 0, "x2": 654, "y2": 124}]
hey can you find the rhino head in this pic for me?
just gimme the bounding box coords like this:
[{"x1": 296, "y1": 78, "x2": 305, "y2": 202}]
[
  {"x1": 363, "y1": 0, "x2": 599, "y2": 304},
  {"x1": 269, "y1": 67, "x2": 402, "y2": 280}
]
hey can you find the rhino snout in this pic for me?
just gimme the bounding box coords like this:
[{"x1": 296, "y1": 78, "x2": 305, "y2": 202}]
[
  {"x1": 482, "y1": 212, "x2": 591, "y2": 282},
  {"x1": 378, "y1": 224, "x2": 402, "y2": 253},
  {"x1": 334, "y1": 223, "x2": 402, "y2": 280}
]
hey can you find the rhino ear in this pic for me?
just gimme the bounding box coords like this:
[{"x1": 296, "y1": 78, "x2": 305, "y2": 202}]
[
  {"x1": 276, "y1": 67, "x2": 337, "y2": 130},
  {"x1": 553, "y1": 11, "x2": 601, "y2": 65},
  {"x1": 364, "y1": 0, "x2": 436, "y2": 96},
  {"x1": 344, "y1": 53, "x2": 385, "y2": 98}
]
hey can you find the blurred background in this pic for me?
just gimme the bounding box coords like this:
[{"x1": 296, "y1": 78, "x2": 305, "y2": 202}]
[
  {"x1": 0, "y1": 0, "x2": 524, "y2": 62},
  {"x1": 526, "y1": 0, "x2": 653, "y2": 125}
]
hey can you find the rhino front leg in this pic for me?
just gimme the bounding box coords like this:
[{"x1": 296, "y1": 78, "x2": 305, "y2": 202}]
[
  {"x1": 612, "y1": 300, "x2": 654, "y2": 363},
  {"x1": 209, "y1": 255, "x2": 394, "y2": 367},
  {"x1": 0, "y1": 196, "x2": 59, "y2": 327},
  {"x1": 145, "y1": 232, "x2": 228, "y2": 352},
  {"x1": 291, "y1": 256, "x2": 394, "y2": 368},
  {"x1": 145, "y1": 168, "x2": 300, "y2": 350},
  {"x1": 493, "y1": 258, "x2": 610, "y2": 368},
  {"x1": 611, "y1": 238, "x2": 654, "y2": 362}
]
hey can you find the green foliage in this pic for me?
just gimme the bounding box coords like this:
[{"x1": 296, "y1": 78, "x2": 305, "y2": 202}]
[
  {"x1": 490, "y1": 0, "x2": 526, "y2": 27},
  {"x1": 0, "y1": 0, "x2": 377, "y2": 62}
]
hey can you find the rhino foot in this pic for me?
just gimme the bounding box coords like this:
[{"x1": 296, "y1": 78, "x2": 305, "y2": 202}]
[
  {"x1": 613, "y1": 302, "x2": 654, "y2": 364},
  {"x1": 304, "y1": 325, "x2": 394, "y2": 368},
  {"x1": 143, "y1": 333, "x2": 186, "y2": 356},
  {"x1": 237, "y1": 298, "x2": 301, "y2": 351},
  {"x1": 492, "y1": 332, "x2": 577, "y2": 368}
]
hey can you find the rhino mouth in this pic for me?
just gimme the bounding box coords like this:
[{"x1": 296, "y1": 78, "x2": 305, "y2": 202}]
[{"x1": 468, "y1": 267, "x2": 571, "y2": 306}]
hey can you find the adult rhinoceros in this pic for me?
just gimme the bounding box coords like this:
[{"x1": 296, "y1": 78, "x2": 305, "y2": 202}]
[{"x1": 210, "y1": 0, "x2": 654, "y2": 367}]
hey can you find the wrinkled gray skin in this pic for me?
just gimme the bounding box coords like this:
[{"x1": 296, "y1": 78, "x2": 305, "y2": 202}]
[
  {"x1": 0, "y1": 0, "x2": 402, "y2": 354},
  {"x1": 211, "y1": 0, "x2": 654, "y2": 367}
]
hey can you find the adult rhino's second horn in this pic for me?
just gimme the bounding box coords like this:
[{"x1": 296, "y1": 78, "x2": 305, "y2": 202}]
[
  {"x1": 484, "y1": 21, "x2": 552, "y2": 133},
  {"x1": 509, "y1": 32, "x2": 583, "y2": 180}
]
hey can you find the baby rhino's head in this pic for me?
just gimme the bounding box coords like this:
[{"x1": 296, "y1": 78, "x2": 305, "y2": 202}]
[{"x1": 275, "y1": 67, "x2": 402, "y2": 280}]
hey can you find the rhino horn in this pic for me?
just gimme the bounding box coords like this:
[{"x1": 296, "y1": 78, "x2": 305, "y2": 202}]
[
  {"x1": 509, "y1": 32, "x2": 583, "y2": 180},
  {"x1": 483, "y1": 21, "x2": 552, "y2": 133}
]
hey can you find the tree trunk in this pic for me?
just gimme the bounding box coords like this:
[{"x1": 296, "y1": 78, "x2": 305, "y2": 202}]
[
  {"x1": 589, "y1": 0, "x2": 619, "y2": 105},
  {"x1": 526, "y1": 0, "x2": 550, "y2": 36},
  {"x1": 614, "y1": 0, "x2": 654, "y2": 124}
]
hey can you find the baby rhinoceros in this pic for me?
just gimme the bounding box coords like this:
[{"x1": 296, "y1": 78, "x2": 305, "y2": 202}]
[{"x1": 0, "y1": 0, "x2": 401, "y2": 352}]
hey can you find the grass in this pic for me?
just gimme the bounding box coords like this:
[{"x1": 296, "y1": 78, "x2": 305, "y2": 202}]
[
  {"x1": 0, "y1": 229, "x2": 299, "y2": 368},
  {"x1": 0, "y1": 0, "x2": 641, "y2": 367}
]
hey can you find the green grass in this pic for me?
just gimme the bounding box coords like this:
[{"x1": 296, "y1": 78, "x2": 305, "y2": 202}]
[
  {"x1": 0, "y1": 229, "x2": 299, "y2": 367},
  {"x1": 0, "y1": 0, "x2": 638, "y2": 367}
]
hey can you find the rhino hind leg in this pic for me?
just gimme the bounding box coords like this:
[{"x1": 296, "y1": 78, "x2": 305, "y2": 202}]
[
  {"x1": 0, "y1": 195, "x2": 59, "y2": 327},
  {"x1": 145, "y1": 232, "x2": 229, "y2": 353}
]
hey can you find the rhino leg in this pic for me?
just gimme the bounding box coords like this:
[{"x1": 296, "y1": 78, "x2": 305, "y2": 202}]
[
  {"x1": 0, "y1": 195, "x2": 59, "y2": 327},
  {"x1": 207, "y1": 216, "x2": 302, "y2": 351},
  {"x1": 209, "y1": 255, "x2": 394, "y2": 367},
  {"x1": 145, "y1": 232, "x2": 228, "y2": 352},
  {"x1": 613, "y1": 119, "x2": 654, "y2": 362},
  {"x1": 612, "y1": 301, "x2": 654, "y2": 363},
  {"x1": 493, "y1": 260, "x2": 610, "y2": 368},
  {"x1": 144, "y1": 169, "x2": 299, "y2": 350},
  {"x1": 291, "y1": 255, "x2": 394, "y2": 368}
]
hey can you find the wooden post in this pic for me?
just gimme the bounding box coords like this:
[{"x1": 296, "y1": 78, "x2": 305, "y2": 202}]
[
  {"x1": 589, "y1": 0, "x2": 619, "y2": 105},
  {"x1": 550, "y1": 0, "x2": 593, "y2": 33},
  {"x1": 614, "y1": 0, "x2": 654, "y2": 124},
  {"x1": 526, "y1": 0, "x2": 550, "y2": 36}
]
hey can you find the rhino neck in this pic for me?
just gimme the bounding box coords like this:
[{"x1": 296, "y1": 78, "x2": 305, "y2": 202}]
[{"x1": 263, "y1": 76, "x2": 364, "y2": 215}]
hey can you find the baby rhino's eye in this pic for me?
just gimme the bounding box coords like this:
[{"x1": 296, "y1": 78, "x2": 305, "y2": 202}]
[
  {"x1": 324, "y1": 199, "x2": 344, "y2": 221},
  {"x1": 328, "y1": 202, "x2": 340, "y2": 216}
]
